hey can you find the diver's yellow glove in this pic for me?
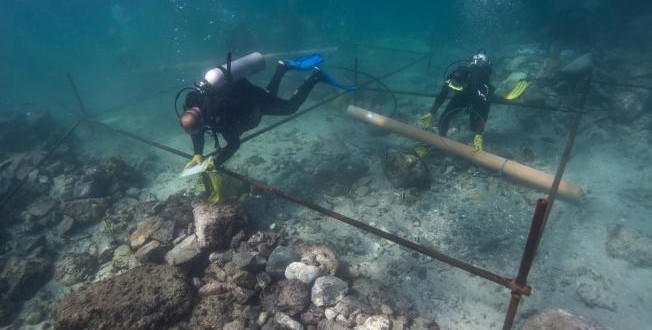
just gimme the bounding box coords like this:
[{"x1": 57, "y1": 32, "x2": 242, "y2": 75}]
[
  {"x1": 185, "y1": 154, "x2": 202, "y2": 169},
  {"x1": 473, "y1": 134, "x2": 483, "y2": 152},
  {"x1": 419, "y1": 113, "x2": 433, "y2": 129}
]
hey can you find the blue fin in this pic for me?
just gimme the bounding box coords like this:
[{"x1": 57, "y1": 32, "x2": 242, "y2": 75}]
[
  {"x1": 321, "y1": 71, "x2": 358, "y2": 91},
  {"x1": 283, "y1": 54, "x2": 324, "y2": 70}
]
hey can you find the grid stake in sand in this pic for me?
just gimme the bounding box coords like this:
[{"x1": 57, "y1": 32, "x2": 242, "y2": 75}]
[{"x1": 346, "y1": 105, "x2": 585, "y2": 202}]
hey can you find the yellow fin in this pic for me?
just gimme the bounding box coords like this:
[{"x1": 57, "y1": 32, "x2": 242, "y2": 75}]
[{"x1": 505, "y1": 80, "x2": 529, "y2": 100}]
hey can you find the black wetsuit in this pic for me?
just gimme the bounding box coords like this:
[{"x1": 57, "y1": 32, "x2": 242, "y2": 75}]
[
  {"x1": 184, "y1": 66, "x2": 320, "y2": 166},
  {"x1": 430, "y1": 65, "x2": 495, "y2": 136}
]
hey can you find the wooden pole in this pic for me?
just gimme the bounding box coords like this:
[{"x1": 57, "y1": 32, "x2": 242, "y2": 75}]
[{"x1": 346, "y1": 105, "x2": 585, "y2": 201}]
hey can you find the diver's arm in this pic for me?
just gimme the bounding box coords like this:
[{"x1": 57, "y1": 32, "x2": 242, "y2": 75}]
[
  {"x1": 430, "y1": 84, "x2": 449, "y2": 115},
  {"x1": 191, "y1": 132, "x2": 205, "y2": 155},
  {"x1": 213, "y1": 129, "x2": 240, "y2": 167}
]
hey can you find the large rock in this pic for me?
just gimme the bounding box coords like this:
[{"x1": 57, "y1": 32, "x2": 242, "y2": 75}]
[
  {"x1": 266, "y1": 245, "x2": 299, "y2": 279},
  {"x1": 193, "y1": 200, "x2": 248, "y2": 250},
  {"x1": 311, "y1": 276, "x2": 348, "y2": 307},
  {"x1": 561, "y1": 53, "x2": 593, "y2": 77},
  {"x1": 63, "y1": 198, "x2": 109, "y2": 225},
  {"x1": 383, "y1": 151, "x2": 431, "y2": 190},
  {"x1": 606, "y1": 225, "x2": 652, "y2": 268},
  {"x1": 521, "y1": 308, "x2": 607, "y2": 330},
  {"x1": 53, "y1": 264, "x2": 193, "y2": 330}
]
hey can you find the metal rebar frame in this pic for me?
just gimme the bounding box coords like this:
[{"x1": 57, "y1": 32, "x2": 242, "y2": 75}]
[{"x1": 3, "y1": 49, "x2": 601, "y2": 329}]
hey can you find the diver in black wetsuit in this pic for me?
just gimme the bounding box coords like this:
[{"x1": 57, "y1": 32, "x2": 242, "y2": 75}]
[
  {"x1": 179, "y1": 61, "x2": 323, "y2": 203},
  {"x1": 421, "y1": 50, "x2": 495, "y2": 151},
  {"x1": 181, "y1": 64, "x2": 321, "y2": 166}
]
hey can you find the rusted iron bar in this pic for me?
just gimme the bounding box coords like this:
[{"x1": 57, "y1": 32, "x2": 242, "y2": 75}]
[
  {"x1": 345, "y1": 41, "x2": 429, "y2": 56},
  {"x1": 361, "y1": 88, "x2": 584, "y2": 113},
  {"x1": 501, "y1": 75, "x2": 592, "y2": 330},
  {"x1": 502, "y1": 198, "x2": 549, "y2": 330},
  {"x1": 67, "y1": 72, "x2": 90, "y2": 117},
  {"x1": 93, "y1": 120, "x2": 531, "y2": 296}
]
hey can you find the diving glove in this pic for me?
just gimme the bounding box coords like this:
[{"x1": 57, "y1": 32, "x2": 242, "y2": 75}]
[
  {"x1": 185, "y1": 154, "x2": 202, "y2": 169},
  {"x1": 473, "y1": 134, "x2": 483, "y2": 152},
  {"x1": 419, "y1": 113, "x2": 433, "y2": 129}
]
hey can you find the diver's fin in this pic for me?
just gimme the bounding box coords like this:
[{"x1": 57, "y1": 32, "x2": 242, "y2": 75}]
[
  {"x1": 282, "y1": 54, "x2": 324, "y2": 70},
  {"x1": 320, "y1": 71, "x2": 358, "y2": 91},
  {"x1": 504, "y1": 80, "x2": 529, "y2": 100},
  {"x1": 414, "y1": 143, "x2": 432, "y2": 158},
  {"x1": 419, "y1": 113, "x2": 433, "y2": 130}
]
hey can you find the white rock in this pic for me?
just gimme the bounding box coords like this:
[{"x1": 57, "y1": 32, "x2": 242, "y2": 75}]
[{"x1": 285, "y1": 262, "x2": 321, "y2": 284}]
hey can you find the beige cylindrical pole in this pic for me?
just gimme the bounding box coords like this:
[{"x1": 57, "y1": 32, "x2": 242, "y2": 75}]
[{"x1": 347, "y1": 105, "x2": 585, "y2": 201}]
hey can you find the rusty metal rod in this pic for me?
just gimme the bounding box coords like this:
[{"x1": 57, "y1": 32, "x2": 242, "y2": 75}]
[
  {"x1": 502, "y1": 198, "x2": 549, "y2": 330},
  {"x1": 92, "y1": 120, "x2": 531, "y2": 295},
  {"x1": 361, "y1": 88, "x2": 585, "y2": 113},
  {"x1": 501, "y1": 75, "x2": 592, "y2": 330},
  {"x1": 345, "y1": 41, "x2": 429, "y2": 55},
  {"x1": 67, "y1": 72, "x2": 90, "y2": 117}
]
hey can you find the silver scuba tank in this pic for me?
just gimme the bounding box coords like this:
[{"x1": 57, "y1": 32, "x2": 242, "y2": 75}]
[{"x1": 201, "y1": 52, "x2": 266, "y2": 89}]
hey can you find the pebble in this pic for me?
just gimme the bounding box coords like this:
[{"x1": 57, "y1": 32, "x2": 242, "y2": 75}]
[{"x1": 285, "y1": 262, "x2": 321, "y2": 284}]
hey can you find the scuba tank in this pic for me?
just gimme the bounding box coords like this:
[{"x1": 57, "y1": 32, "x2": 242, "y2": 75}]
[
  {"x1": 199, "y1": 52, "x2": 266, "y2": 90},
  {"x1": 175, "y1": 52, "x2": 266, "y2": 118}
]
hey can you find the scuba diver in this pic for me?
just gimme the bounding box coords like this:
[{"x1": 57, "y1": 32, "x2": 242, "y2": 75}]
[
  {"x1": 420, "y1": 49, "x2": 495, "y2": 152},
  {"x1": 177, "y1": 52, "x2": 354, "y2": 204}
]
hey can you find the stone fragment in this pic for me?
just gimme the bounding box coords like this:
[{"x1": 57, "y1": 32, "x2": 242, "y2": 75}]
[
  {"x1": 266, "y1": 245, "x2": 299, "y2": 278},
  {"x1": 112, "y1": 245, "x2": 132, "y2": 270},
  {"x1": 278, "y1": 279, "x2": 310, "y2": 316},
  {"x1": 134, "y1": 240, "x2": 165, "y2": 263},
  {"x1": 55, "y1": 252, "x2": 97, "y2": 286},
  {"x1": 130, "y1": 216, "x2": 162, "y2": 249},
  {"x1": 275, "y1": 312, "x2": 304, "y2": 330},
  {"x1": 26, "y1": 196, "x2": 55, "y2": 217},
  {"x1": 311, "y1": 276, "x2": 348, "y2": 307},
  {"x1": 232, "y1": 251, "x2": 267, "y2": 271},
  {"x1": 63, "y1": 198, "x2": 109, "y2": 225},
  {"x1": 285, "y1": 262, "x2": 321, "y2": 284},
  {"x1": 356, "y1": 315, "x2": 391, "y2": 330},
  {"x1": 164, "y1": 235, "x2": 201, "y2": 267}
]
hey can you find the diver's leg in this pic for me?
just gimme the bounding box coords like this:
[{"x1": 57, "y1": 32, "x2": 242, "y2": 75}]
[
  {"x1": 469, "y1": 103, "x2": 490, "y2": 133},
  {"x1": 438, "y1": 96, "x2": 468, "y2": 136},
  {"x1": 261, "y1": 69, "x2": 321, "y2": 116},
  {"x1": 266, "y1": 62, "x2": 289, "y2": 96}
]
